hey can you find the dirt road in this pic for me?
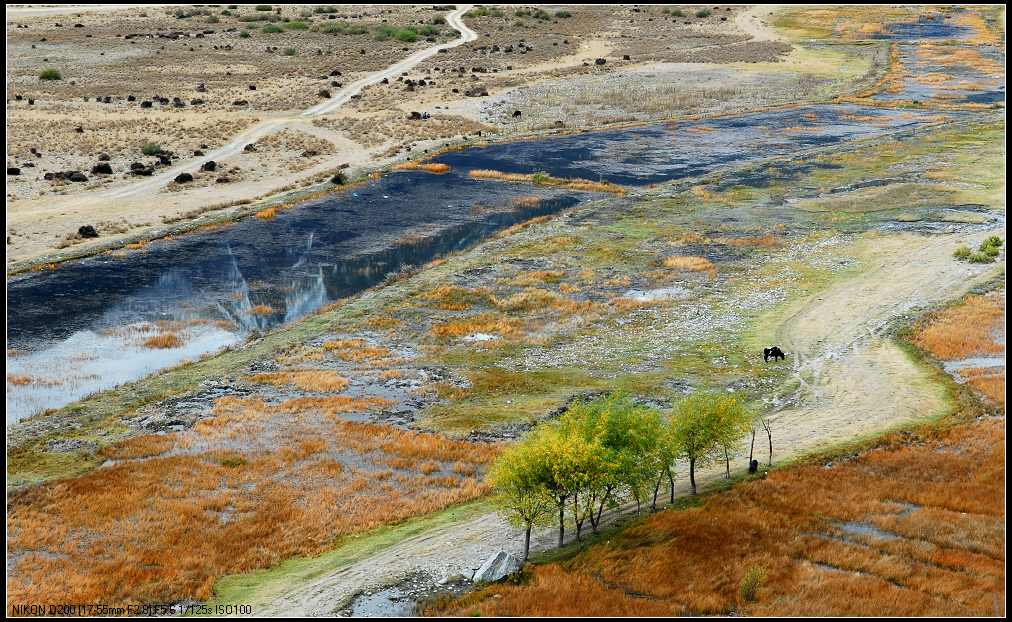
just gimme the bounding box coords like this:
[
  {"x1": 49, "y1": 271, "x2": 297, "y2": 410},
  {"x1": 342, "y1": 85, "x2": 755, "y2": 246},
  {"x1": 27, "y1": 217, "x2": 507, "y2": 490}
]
[{"x1": 247, "y1": 227, "x2": 1001, "y2": 616}]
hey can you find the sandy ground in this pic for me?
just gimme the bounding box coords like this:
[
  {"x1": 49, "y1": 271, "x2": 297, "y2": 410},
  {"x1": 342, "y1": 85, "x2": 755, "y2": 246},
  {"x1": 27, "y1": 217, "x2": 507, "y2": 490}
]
[
  {"x1": 248, "y1": 226, "x2": 1001, "y2": 616},
  {"x1": 6, "y1": 5, "x2": 777, "y2": 270},
  {"x1": 5, "y1": 5, "x2": 478, "y2": 268}
]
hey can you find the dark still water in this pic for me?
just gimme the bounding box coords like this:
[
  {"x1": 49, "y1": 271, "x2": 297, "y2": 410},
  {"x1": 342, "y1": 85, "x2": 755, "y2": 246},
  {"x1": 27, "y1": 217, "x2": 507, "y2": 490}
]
[{"x1": 5, "y1": 103, "x2": 964, "y2": 422}]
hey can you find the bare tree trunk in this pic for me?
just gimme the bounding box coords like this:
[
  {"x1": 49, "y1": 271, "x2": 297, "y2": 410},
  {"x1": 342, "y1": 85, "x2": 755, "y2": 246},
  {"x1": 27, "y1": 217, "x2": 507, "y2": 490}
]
[
  {"x1": 652, "y1": 474, "x2": 662, "y2": 511},
  {"x1": 667, "y1": 467, "x2": 675, "y2": 504},
  {"x1": 689, "y1": 456, "x2": 697, "y2": 495},
  {"x1": 594, "y1": 486, "x2": 612, "y2": 530},
  {"x1": 558, "y1": 505, "x2": 565, "y2": 548},
  {"x1": 523, "y1": 525, "x2": 531, "y2": 561},
  {"x1": 724, "y1": 447, "x2": 730, "y2": 478},
  {"x1": 749, "y1": 427, "x2": 756, "y2": 462},
  {"x1": 572, "y1": 492, "x2": 583, "y2": 541}
]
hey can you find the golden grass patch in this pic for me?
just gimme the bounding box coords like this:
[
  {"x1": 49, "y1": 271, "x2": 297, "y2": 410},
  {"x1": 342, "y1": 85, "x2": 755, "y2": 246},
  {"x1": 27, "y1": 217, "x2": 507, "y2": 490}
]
[
  {"x1": 431, "y1": 312, "x2": 521, "y2": 340},
  {"x1": 468, "y1": 169, "x2": 625, "y2": 195},
  {"x1": 248, "y1": 370, "x2": 350, "y2": 393},
  {"x1": 393, "y1": 161, "x2": 451, "y2": 174},
  {"x1": 911, "y1": 292, "x2": 1004, "y2": 360},
  {"x1": 142, "y1": 333, "x2": 182, "y2": 349},
  {"x1": 662, "y1": 255, "x2": 716, "y2": 276}
]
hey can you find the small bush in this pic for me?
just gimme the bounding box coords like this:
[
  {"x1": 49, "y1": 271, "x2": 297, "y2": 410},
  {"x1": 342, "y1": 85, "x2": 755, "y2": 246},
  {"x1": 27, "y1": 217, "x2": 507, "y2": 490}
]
[
  {"x1": 695, "y1": 9, "x2": 712, "y2": 18},
  {"x1": 283, "y1": 47, "x2": 297, "y2": 56},
  {"x1": 374, "y1": 25, "x2": 420, "y2": 42},
  {"x1": 239, "y1": 30, "x2": 250, "y2": 38},
  {"x1": 668, "y1": 8, "x2": 685, "y2": 17},
  {"x1": 284, "y1": 20, "x2": 309, "y2": 30},
  {"x1": 555, "y1": 10, "x2": 572, "y2": 18},
  {"x1": 39, "y1": 68, "x2": 62, "y2": 81},
  {"x1": 255, "y1": 4, "x2": 272, "y2": 11},
  {"x1": 319, "y1": 22, "x2": 368, "y2": 35},
  {"x1": 466, "y1": 6, "x2": 504, "y2": 18},
  {"x1": 262, "y1": 23, "x2": 283, "y2": 33},
  {"x1": 739, "y1": 566, "x2": 764, "y2": 603},
  {"x1": 141, "y1": 142, "x2": 161, "y2": 156},
  {"x1": 955, "y1": 237, "x2": 1003, "y2": 264}
]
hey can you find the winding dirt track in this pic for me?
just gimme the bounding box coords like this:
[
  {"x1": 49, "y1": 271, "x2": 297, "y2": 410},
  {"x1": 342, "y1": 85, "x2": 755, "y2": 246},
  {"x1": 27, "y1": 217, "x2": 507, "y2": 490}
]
[
  {"x1": 98, "y1": 5, "x2": 475, "y2": 201},
  {"x1": 250, "y1": 227, "x2": 1001, "y2": 616}
]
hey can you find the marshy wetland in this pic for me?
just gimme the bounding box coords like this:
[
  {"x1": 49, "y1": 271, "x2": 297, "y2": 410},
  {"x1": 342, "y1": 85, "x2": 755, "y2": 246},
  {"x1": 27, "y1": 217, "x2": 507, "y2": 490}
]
[{"x1": 5, "y1": 4, "x2": 1006, "y2": 618}]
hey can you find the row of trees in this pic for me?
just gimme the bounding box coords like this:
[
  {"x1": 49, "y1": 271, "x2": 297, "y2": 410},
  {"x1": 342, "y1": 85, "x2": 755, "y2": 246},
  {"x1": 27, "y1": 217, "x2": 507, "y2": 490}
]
[{"x1": 489, "y1": 393, "x2": 772, "y2": 560}]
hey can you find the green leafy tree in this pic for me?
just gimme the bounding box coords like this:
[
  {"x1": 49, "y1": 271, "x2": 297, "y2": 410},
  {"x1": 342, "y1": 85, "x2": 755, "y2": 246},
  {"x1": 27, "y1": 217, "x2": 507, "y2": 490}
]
[
  {"x1": 671, "y1": 392, "x2": 751, "y2": 494},
  {"x1": 487, "y1": 441, "x2": 554, "y2": 560}
]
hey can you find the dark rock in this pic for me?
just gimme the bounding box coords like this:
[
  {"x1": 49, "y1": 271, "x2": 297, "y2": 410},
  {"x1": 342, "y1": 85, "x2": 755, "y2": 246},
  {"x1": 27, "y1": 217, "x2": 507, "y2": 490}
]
[
  {"x1": 174, "y1": 172, "x2": 193, "y2": 183},
  {"x1": 91, "y1": 162, "x2": 113, "y2": 174},
  {"x1": 594, "y1": 57, "x2": 607, "y2": 65},
  {"x1": 318, "y1": 89, "x2": 331, "y2": 98},
  {"x1": 78, "y1": 225, "x2": 99, "y2": 238},
  {"x1": 7, "y1": 167, "x2": 21, "y2": 176},
  {"x1": 98, "y1": 153, "x2": 111, "y2": 161},
  {"x1": 243, "y1": 143, "x2": 257, "y2": 153},
  {"x1": 67, "y1": 171, "x2": 88, "y2": 182},
  {"x1": 201, "y1": 160, "x2": 217, "y2": 171}
]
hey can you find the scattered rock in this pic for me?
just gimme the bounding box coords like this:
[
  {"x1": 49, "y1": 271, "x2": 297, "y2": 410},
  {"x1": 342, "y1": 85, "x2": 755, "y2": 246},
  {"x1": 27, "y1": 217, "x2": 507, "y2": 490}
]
[
  {"x1": 77, "y1": 225, "x2": 99, "y2": 238},
  {"x1": 91, "y1": 162, "x2": 113, "y2": 175},
  {"x1": 174, "y1": 172, "x2": 193, "y2": 183}
]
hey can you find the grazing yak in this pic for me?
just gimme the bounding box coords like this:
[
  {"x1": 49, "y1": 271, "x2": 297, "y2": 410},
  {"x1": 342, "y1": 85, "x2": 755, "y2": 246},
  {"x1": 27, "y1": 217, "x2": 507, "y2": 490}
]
[{"x1": 763, "y1": 346, "x2": 786, "y2": 362}]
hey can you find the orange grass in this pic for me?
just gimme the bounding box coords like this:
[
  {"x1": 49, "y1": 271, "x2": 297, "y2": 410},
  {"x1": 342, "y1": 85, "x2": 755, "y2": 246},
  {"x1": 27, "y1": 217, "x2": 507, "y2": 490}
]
[
  {"x1": 662, "y1": 255, "x2": 716, "y2": 276},
  {"x1": 911, "y1": 292, "x2": 1004, "y2": 360},
  {"x1": 430, "y1": 312, "x2": 521, "y2": 339},
  {"x1": 6, "y1": 400, "x2": 498, "y2": 611},
  {"x1": 322, "y1": 338, "x2": 391, "y2": 362},
  {"x1": 433, "y1": 415, "x2": 1005, "y2": 617},
  {"x1": 142, "y1": 333, "x2": 182, "y2": 349},
  {"x1": 248, "y1": 370, "x2": 350, "y2": 393},
  {"x1": 255, "y1": 207, "x2": 278, "y2": 220},
  {"x1": 250, "y1": 304, "x2": 274, "y2": 315},
  {"x1": 393, "y1": 161, "x2": 451, "y2": 174},
  {"x1": 468, "y1": 169, "x2": 625, "y2": 195}
]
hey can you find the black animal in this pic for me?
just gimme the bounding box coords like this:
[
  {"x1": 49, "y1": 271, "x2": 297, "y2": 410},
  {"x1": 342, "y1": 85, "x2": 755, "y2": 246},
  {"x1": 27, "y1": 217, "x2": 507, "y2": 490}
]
[
  {"x1": 763, "y1": 346, "x2": 786, "y2": 362},
  {"x1": 748, "y1": 459, "x2": 759, "y2": 474}
]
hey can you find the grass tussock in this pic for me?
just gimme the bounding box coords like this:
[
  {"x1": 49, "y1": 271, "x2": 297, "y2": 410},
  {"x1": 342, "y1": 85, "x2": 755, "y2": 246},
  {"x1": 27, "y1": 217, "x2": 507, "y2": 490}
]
[
  {"x1": 322, "y1": 338, "x2": 391, "y2": 362},
  {"x1": 250, "y1": 304, "x2": 274, "y2": 316},
  {"x1": 431, "y1": 312, "x2": 521, "y2": 340},
  {"x1": 248, "y1": 370, "x2": 350, "y2": 393},
  {"x1": 255, "y1": 207, "x2": 278, "y2": 220},
  {"x1": 393, "y1": 161, "x2": 451, "y2": 174},
  {"x1": 468, "y1": 169, "x2": 626, "y2": 195},
  {"x1": 142, "y1": 333, "x2": 182, "y2": 349},
  {"x1": 422, "y1": 284, "x2": 496, "y2": 311},
  {"x1": 662, "y1": 255, "x2": 716, "y2": 276}
]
